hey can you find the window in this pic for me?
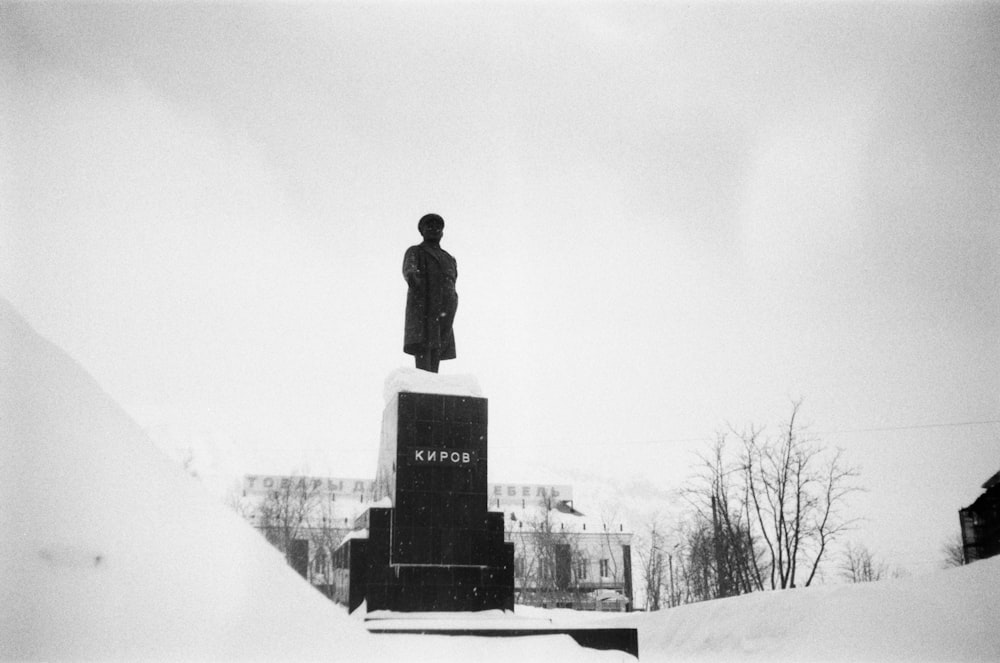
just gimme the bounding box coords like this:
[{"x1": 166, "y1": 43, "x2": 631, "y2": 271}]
[
  {"x1": 514, "y1": 556, "x2": 525, "y2": 577},
  {"x1": 575, "y1": 557, "x2": 588, "y2": 581},
  {"x1": 555, "y1": 544, "x2": 571, "y2": 589},
  {"x1": 599, "y1": 558, "x2": 610, "y2": 578},
  {"x1": 540, "y1": 556, "x2": 554, "y2": 580},
  {"x1": 313, "y1": 547, "x2": 328, "y2": 575}
]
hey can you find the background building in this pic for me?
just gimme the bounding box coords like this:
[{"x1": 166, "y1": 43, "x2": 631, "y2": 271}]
[
  {"x1": 240, "y1": 476, "x2": 633, "y2": 610},
  {"x1": 491, "y1": 483, "x2": 633, "y2": 611},
  {"x1": 239, "y1": 475, "x2": 371, "y2": 596},
  {"x1": 959, "y1": 469, "x2": 1000, "y2": 564}
]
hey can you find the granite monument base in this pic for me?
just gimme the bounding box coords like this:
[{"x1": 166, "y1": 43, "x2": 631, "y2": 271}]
[
  {"x1": 334, "y1": 390, "x2": 513, "y2": 613},
  {"x1": 331, "y1": 387, "x2": 637, "y2": 657}
]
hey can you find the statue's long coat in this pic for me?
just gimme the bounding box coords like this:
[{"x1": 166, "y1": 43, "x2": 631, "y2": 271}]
[{"x1": 402, "y1": 243, "x2": 458, "y2": 360}]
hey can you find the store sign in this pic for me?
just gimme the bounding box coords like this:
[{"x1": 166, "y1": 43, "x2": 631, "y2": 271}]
[
  {"x1": 489, "y1": 484, "x2": 573, "y2": 503},
  {"x1": 243, "y1": 475, "x2": 373, "y2": 496},
  {"x1": 243, "y1": 475, "x2": 574, "y2": 505}
]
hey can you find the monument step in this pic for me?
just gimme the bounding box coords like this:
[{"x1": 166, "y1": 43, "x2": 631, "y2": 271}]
[
  {"x1": 364, "y1": 613, "x2": 638, "y2": 658},
  {"x1": 363, "y1": 611, "x2": 638, "y2": 657}
]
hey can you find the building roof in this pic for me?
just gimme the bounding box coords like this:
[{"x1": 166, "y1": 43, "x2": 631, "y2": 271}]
[
  {"x1": 501, "y1": 501, "x2": 631, "y2": 537},
  {"x1": 983, "y1": 469, "x2": 1000, "y2": 491}
]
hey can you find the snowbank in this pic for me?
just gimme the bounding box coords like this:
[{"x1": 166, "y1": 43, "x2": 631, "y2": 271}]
[
  {"x1": 0, "y1": 297, "x2": 361, "y2": 659},
  {"x1": 384, "y1": 366, "x2": 483, "y2": 402},
  {"x1": 606, "y1": 556, "x2": 1000, "y2": 662},
  {"x1": 0, "y1": 299, "x2": 609, "y2": 662}
]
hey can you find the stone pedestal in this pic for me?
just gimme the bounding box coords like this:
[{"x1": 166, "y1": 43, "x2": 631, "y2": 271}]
[{"x1": 337, "y1": 391, "x2": 514, "y2": 613}]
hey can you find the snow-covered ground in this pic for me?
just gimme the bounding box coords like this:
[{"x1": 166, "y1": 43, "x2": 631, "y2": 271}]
[
  {"x1": 613, "y1": 556, "x2": 999, "y2": 662},
  {"x1": 2, "y1": 295, "x2": 996, "y2": 662}
]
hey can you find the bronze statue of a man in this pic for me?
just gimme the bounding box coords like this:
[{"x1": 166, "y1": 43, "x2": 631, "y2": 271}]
[{"x1": 403, "y1": 213, "x2": 457, "y2": 373}]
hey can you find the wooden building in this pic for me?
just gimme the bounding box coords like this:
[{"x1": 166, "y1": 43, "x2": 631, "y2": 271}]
[{"x1": 959, "y1": 469, "x2": 1000, "y2": 564}]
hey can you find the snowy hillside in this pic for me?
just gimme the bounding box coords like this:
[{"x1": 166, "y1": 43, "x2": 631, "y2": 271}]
[
  {"x1": 1, "y1": 294, "x2": 996, "y2": 662},
  {"x1": 0, "y1": 298, "x2": 614, "y2": 662}
]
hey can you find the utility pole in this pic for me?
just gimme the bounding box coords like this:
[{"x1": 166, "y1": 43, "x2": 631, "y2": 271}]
[
  {"x1": 668, "y1": 551, "x2": 675, "y2": 608},
  {"x1": 711, "y1": 495, "x2": 727, "y2": 598}
]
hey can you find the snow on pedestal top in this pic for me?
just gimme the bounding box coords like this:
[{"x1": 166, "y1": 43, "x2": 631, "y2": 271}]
[{"x1": 384, "y1": 366, "x2": 484, "y2": 402}]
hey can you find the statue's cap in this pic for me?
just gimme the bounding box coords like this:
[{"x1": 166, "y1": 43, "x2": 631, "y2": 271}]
[{"x1": 418, "y1": 213, "x2": 444, "y2": 228}]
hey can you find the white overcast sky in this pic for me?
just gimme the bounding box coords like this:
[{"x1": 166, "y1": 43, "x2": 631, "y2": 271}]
[{"x1": 2, "y1": 2, "x2": 998, "y2": 573}]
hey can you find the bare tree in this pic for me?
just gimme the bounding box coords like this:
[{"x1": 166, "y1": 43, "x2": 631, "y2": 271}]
[
  {"x1": 678, "y1": 518, "x2": 713, "y2": 603},
  {"x1": 257, "y1": 474, "x2": 323, "y2": 564},
  {"x1": 224, "y1": 482, "x2": 255, "y2": 520},
  {"x1": 511, "y1": 495, "x2": 583, "y2": 606},
  {"x1": 598, "y1": 505, "x2": 624, "y2": 589},
  {"x1": 674, "y1": 401, "x2": 859, "y2": 602},
  {"x1": 634, "y1": 516, "x2": 667, "y2": 610},
  {"x1": 941, "y1": 533, "x2": 966, "y2": 568},
  {"x1": 307, "y1": 496, "x2": 349, "y2": 597},
  {"x1": 840, "y1": 542, "x2": 888, "y2": 583},
  {"x1": 668, "y1": 511, "x2": 757, "y2": 603},
  {"x1": 682, "y1": 433, "x2": 764, "y2": 599},
  {"x1": 738, "y1": 401, "x2": 860, "y2": 589}
]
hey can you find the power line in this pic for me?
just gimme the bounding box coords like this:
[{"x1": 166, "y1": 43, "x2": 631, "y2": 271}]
[{"x1": 814, "y1": 419, "x2": 1000, "y2": 437}]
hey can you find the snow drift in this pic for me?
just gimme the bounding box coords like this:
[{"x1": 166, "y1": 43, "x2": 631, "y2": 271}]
[
  {"x1": 0, "y1": 298, "x2": 369, "y2": 659},
  {"x1": 610, "y1": 555, "x2": 1000, "y2": 662},
  {"x1": 0, "y1": 299, "x2": 612, "y2": 661}
]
